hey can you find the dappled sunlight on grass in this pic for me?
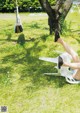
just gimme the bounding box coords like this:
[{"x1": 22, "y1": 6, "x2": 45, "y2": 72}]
[{"x1": 0, "y1": 13, "x2": 80, "y2": 113}]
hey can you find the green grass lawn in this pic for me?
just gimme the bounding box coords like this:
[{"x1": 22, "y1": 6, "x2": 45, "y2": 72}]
[{"x1": 0, "y1": 12, "x2": 80, "y2": 113}]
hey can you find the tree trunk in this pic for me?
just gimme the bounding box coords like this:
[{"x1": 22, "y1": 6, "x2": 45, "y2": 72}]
[{"x1": 39, "y1": 0, "x2": 73, "y2": 34}]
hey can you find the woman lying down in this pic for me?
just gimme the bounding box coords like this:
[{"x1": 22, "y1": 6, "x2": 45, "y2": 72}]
[{"x1": 54, "y1": 30, "x2": 80, "y2": 84}]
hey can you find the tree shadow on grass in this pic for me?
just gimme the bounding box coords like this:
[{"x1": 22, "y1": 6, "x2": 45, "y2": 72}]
[
  {"x1": 1, "y1": 35, "x2": 67, "y2": 91},
  {"x1": 45, "y1": 75, "x2": 67, "y2": 88},
  {"x1": 32, "y1": 63, "x2": 67, "y2": 88},
  {"x1": 19, "y1": 40, "x2": 67, "y2": 90},
  {"x1": 17, "y1": 33, "x2": 25, "y2": 45},
  {"x1": 0, "y1": 66, "x2": 12, "y2": 74},
  {"x1": 0, "y1": 33, "x2": 35, "y2": 45},
  {"x1": 29, "y1": 22, "x2": 41, "y2": 29},
  {"x1": 20, "y1": 61, "x2": 67, "y2": 95},
  {"x1": 0, "y1": 66, "x2": 13, "y2": 85},
  {"x1": 23, "y1": 40, "x2": 67, "y2": 88},
  {"x1": 40, "y1": 34, "x2": 49, "y2": 42},
  {"x1": 6, "y1": 33, "x2": 12, "y2": 41}
]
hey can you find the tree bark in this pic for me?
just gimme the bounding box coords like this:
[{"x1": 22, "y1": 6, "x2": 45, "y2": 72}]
[{"x1": 39, "y1": 0, "x2": 73, "y2": 34}]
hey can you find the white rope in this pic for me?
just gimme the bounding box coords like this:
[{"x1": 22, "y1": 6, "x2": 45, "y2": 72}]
[
  {"x1": 15, "y1": 0, "x2": 23, "y2": 33},
  {"x1": 15, "y1": 0, "x2": 22, "y2": 25}
]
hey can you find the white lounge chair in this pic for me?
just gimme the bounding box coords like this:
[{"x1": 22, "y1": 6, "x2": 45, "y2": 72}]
[{"x1": 39, "y1": 52, "x2": 80, "y2": 84}]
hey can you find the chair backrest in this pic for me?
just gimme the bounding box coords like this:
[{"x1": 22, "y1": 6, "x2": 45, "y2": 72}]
[
  {"x1": 60, "y1": 52, "x2": 72, "y2": 63},
  {"x1": 59, "y1": 52, "x2": 75, "y2": 77},
  {"x1": 39, "y1": 52, "x2": 76, "y2": 77}
]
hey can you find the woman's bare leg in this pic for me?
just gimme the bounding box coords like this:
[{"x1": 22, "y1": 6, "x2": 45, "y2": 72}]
[
  {"x1": 73, "y1": 69, "x2": 80, "y2": 80},
  {"x1": 63, "y1": 62, "x2": 80, "y2": 69},
  {"x1": 57, "y1": 38, "x2": 80, "y2": 62},
  {"x1": 63, "y1": 57, "x2": 80, "y2": 80},
  {"x1": 57, "y1": 38, "x2": 80, "y2": 80}
]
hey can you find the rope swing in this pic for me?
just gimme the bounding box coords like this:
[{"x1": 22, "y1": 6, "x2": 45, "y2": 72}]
[{"x1": 15, "y1": 0, "x2": 23, "y2": 33}]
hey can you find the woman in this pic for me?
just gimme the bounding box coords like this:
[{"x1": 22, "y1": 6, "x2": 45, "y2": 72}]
[{"x1": 54, "y1": 30, "x2": 80, "y2": 84}]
